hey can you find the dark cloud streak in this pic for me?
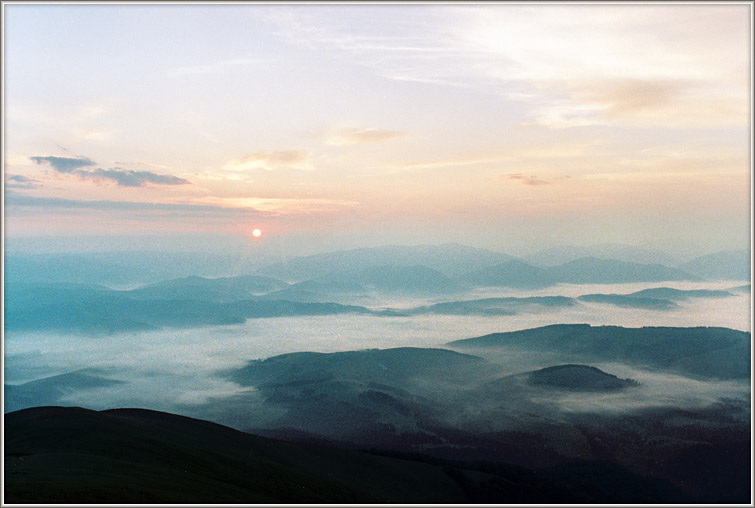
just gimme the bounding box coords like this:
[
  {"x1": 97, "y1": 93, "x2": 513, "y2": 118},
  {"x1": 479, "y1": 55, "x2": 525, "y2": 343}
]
[
  {"x1": 30, "y1": 155, "x2": 188, "y2": 187},
  {"x1": 5, "y1": 175, "x2": 41, "y2": 190},
  {"x1": 30, "y1": 155, "x2": 95, "y2": 173},
  {"x1": 5, "y1": 191, "x2": 265, "y2": 218},
  {"x1": 84, "y1": 168, "x2": 188, "y2": 187}
]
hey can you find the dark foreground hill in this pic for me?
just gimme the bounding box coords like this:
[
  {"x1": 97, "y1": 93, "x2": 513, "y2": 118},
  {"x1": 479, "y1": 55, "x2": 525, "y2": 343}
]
[{"x1": 3, "y1": 406, "x2": 688, "y2": 504}]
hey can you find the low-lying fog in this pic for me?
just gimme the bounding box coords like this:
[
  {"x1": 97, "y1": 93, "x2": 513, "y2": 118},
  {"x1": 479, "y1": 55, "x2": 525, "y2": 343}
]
[{"x1": 4, "y1": 281, "x2": 750, "y2": 419}]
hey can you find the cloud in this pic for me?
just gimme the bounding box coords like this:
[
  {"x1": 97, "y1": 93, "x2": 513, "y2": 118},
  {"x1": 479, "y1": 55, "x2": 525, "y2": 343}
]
[
  {"x1": 4, "y1": 191, "x2": 264, "y2": 217},
  {"x1": 224, "y1": 150, "x2": 312, "y2": 172},
  {"x1": 506, "y1": 174, "x2": 550, "y2": 186},
  {"x1": 5, "y1": 175, "x2": 41, "y2": 190},
  {"x1": 530, "y1": 77, "x2": 747, "y2": 129},
  {"x1": 30, "y1": 154, "x2": 189, "y2": 187},
  {"x1": 30, "y1": 155, "x2": 95, "y2": 173},
  {"x1": 199, "y1": 196, "x2": 360, "y2": 215},
  {"x1": 324, "y1": 127, "x2": 408, "y2": 146},
  {"x1": 82, "y1": 168, "x2": 189, "y2": 187},
  {"x1": 259, "y1": 5, "x2": 749, "y2": 129}
]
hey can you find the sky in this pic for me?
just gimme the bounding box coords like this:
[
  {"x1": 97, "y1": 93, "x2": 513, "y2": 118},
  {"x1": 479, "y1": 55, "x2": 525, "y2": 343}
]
[{"x1": 2, "y1": 3, "x2": 752, "y2": 257}]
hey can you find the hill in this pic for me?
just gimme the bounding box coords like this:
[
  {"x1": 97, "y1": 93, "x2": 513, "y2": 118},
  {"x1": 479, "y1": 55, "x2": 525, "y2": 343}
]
[
  {"x1": 448, "y1": 324, "x2": 750, "y2": 380},
  {"x1": 459, "y1": 260, "x2": 557, "y2": 289},
  {"x1": 525, "y1": 244, "x2": 681, "y2": 267},
  {"x1": 680, "y1": 250, "x2": 750, "y2": 281},
  {"x1": 127, "y1": 275, "x2": 289, "y2": 302},
  {"x1": 312, "y1": 265, "x2": 462, "y2": 295},
  {"x1": 5, "y1": 370, "x2": 124, "y2": 413},
  {"x1": 495, "y1": 364, "x2": 639, "y2": 392},
  {"x1": 3, "y1": 251, "x2": 267, "y2": 287},
  {"x1": 228, "y1": 347, "x2": 491, "y2": 389},
  {"x1": 577, "y1": 294, "x2": 677, "y2": 310},
  {"x1": 457, "y1": 257, "x2": 697, "y2": 289},
  {"x1": 256, "y1": 243, "x2": 513, "y2": 281},
  {"x1": 4, "y1": 406, "x2": 688, "y2": 504},
  {"x1": 394, "y1": 296, "x2": 576, "y2": 316},
  {"x1": 4, "y1": 282, "x2": 369, "y2": 334},
  {"x1": 546, "y1": 257, "x2": 696, "y2": 284},
  {"x1": 628, "y1": 287, "x2": 733, "y2": 300}
]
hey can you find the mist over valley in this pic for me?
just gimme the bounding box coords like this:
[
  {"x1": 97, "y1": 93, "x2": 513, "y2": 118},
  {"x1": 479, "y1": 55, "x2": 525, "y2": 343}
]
[{"x1": 4, "y1": 242, "x2": 751, "y2": 502}]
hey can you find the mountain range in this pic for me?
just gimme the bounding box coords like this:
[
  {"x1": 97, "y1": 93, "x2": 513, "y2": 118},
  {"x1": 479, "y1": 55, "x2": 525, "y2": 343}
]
[
  {"x1": 5, "y1": 275, "x2": 745, "y2": 333},
  {"x1": 6, "y1": 244, "x2": 748, "y2": 289},
  {"x1": 449, "y1": 323, "x2": 751, "y2": 380}
]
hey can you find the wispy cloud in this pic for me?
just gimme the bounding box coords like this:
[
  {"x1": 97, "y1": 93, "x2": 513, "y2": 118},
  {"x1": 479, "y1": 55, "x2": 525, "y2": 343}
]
[
  {"x1": 5, "y1": 174, "x2": 41, "y2": 190},
  {"x1": 223, "y1": 150, "x2": 312, "y2": 172},
  {"x1": 5, "y1": 191, "x2": 264, "y2": 217},
  {"x1": 197, "y1": 196, "x2": 360, "y2": 215},
  {"x1": 323, "y1": 127, "x2": 408, "y2": 146},
  {"x1": 31, "y1": 155, "x2": 189, "y2": 187},
  {"x1": 83, "y1": 168, "x2": 189, "y2": 187},
  {"x1": 30, "y1": 155, "x2": 95, "y2": 173},
  {"x1": 5, "y1": 191, "x2": 354, "y2": 221},
  {"x1": 506, "y1": 174, "x2": 551, "y2": 186},
  {"x1": 259, "y1": 5, "x2": 749, "y2": 129}
]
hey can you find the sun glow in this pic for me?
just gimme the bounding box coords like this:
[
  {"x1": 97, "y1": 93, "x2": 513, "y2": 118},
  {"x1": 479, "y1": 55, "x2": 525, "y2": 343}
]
[{"x1": 252, "y1": 228, "x2": 262, "y2": 238}]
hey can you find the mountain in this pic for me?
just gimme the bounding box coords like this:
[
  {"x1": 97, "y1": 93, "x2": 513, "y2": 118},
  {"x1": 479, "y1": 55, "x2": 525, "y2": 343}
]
[
  {"x1": 3, "y1": 251, "x2": 268, "y2": 287},
  {"x1": 4, "y1": 282, "x2": 369, "y2": 334},
  {"x1": 680, "y1": 250, "x2": 751, "y2": 281},
  {"x1": 202, "y1": 341, "x2": 748, "y2": 503},
  {"x1": 577, "y1": 294, "x2": 677, "y2": 310},
  {"x1": 448, "y1": 324, "x2": 751, "y2": 380},
  {"x1": 546, "y1": 257, "x2": 696, "y2": 284},
  {"x1": 728, "y1": 284, "x2": 751, "y2": 294},
  {"x1": 459, "y1": 260, "x2": 557, "y2": 289},
  {"x1": 347, "y1": 265, "x2": 461, "y2": 294},
  {"x1": 4, "y1": 370, "x2": 125, "y2": 413},
  {"x1": 128, "y1": 275, "x2": 289, "y2": 302},
  {"x1": 3, "y1": 406, "x2": 690, "y2": 504},
  {"x1": 228, "y1": 347, "x2": 492, "y2": 390},
  {"x1": 391, "y1": 296, "x2": 576, "y2": 316},
  {"x1": 221, "y1": 347, "x2": 500, "y2": 442},
  {"x1": 288, "y1": 265, "x2": 463, "y2": 296},
  {"x1": 525, "y1": 244, "x2": 681, "y2": 267},
  {"x1": 577, "y1": 286, "x2": 737, "y2": 310},
  {"x1": 628, "y1": 287, "x2": 733, "y2": 300},
  {"x1": 493, "y1": 364, "x2": 639, "y2": 392},
  {"x1": 256, "y1": 243, "x2": 513, "y2": 281},
  {"x1": 457, "y1": 258, "x2": 697, "y2": 289}
]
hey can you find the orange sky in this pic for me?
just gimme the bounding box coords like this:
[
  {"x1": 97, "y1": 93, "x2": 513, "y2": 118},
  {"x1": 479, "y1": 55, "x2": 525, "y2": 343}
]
[{"x1": 3, "y1": 3, "x2": 751, "y2": 255}]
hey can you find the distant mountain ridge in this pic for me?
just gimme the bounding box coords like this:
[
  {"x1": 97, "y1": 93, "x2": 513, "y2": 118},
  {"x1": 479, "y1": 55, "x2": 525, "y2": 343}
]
[
  {"x1": 680, "y1": 250, "x2": 750, "y2": 281},
  {"x1": 449, "y1": 324, "x2": 751, "y2": 380},
  {"x1": 256, "y1": 243, "x2": 513, "y2": 281},
  {"x1": 5, "y1": 278, "x2": 742, "y2": 333},
  {"x1": 525, "y1": 244, "x2": 682, "y2": 267},
  {"x1": 5, "y1": 244, "x2": 747, "y2": 290},
  {"x1": 456, "y1": 257, "x2": 697, "y2": 288}
]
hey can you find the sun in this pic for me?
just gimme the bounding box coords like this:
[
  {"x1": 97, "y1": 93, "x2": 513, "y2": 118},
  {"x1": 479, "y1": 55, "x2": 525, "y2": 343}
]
[{"x1": 252, "y1": 228, "x2": 262, "y2": 238}]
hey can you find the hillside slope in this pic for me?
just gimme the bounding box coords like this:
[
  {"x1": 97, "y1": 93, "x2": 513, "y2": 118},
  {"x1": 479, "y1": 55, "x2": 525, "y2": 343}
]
[{"x1": 4, "y1": 406, "x2": 687, "y2": 504}]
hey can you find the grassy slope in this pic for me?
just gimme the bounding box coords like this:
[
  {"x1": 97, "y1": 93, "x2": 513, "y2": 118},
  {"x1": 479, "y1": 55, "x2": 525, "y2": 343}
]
[{"x1": 4, "y1": 406, "x2": 687, "y2": 504}]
